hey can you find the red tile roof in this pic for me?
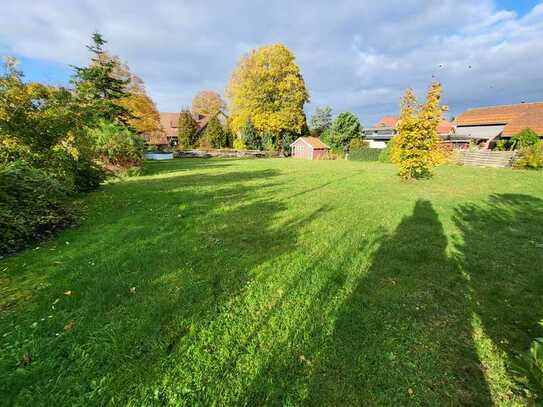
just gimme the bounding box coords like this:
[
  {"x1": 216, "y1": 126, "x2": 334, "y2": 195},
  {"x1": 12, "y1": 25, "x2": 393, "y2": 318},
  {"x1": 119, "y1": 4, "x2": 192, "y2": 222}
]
[
  {"x1": 291, "y1": 136, "x2": 329, "y2": 149},
  {"x1": 374, "y1": 116, "x2": 398, "y2": 128},
  {"x1": 158, "y1": 112, "x2": 211, "y2": 138},
  {"x1": 437, "y1": 120, "x2": 454, "y2": 134},
  {"x1": 455, "y1": 102, "x2": 543, "y2": 136},
  {"x1": 373, "y1": 116, "x2": 453, "y2": 134}
]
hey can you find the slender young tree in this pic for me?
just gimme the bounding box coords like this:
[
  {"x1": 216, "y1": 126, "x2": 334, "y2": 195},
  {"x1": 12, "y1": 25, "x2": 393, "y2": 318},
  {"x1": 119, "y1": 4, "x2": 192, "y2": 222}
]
[{"x1": 393, "y1": 83, "x2": 443, "y2": 179}]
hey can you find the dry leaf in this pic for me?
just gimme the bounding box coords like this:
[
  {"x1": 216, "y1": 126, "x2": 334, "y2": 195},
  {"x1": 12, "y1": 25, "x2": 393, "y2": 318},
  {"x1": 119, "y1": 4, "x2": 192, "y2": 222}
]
[
  {"x1": 63, "y1": 320, "x2": 75, "y2": 332},
  {"x1": 19, "y1": 353, "x2": 32, "y2": 367}
]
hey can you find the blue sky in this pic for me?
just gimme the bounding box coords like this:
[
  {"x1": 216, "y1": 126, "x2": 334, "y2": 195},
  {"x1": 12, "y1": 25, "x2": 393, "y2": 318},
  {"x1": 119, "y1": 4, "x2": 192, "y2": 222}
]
[{"x1": 1, "y1": 0, "x2": 542, "y2": 125}]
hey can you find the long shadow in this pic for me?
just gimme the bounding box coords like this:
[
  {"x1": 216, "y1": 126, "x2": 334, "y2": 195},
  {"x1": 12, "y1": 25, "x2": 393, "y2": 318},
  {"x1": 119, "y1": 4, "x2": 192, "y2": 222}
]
[
  {"x1": 453, "y1": 194, "x2": 543, "y2": 394},
  {"x1": 308, "y1": 200, "x2": 492, "y2": 405},
  {"x1": 0, "y1": 162, "x2": 326, "y2": 405}
]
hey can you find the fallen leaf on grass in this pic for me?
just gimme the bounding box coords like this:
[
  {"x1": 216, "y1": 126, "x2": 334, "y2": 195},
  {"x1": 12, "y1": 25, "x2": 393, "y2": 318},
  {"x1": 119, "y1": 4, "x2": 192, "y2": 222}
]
[
  {"x1": 64, "y1": 290, "x2": 72, "y2": 296},
  {"x1": 18, "y1": 353, "x2": 32, "y2": 367},
  {"x1": 64, "y1": 320, "x2": 75, "y2": 332}
]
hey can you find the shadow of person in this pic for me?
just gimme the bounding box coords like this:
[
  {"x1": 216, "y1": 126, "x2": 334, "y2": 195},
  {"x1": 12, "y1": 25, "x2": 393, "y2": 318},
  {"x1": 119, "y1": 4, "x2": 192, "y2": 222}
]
[
  {"x1": 309, "y1": 200, "x2": 492, "y2": 405},
  {"x1": 453, "y1": 194, "x2": 543, "y2": 394}
]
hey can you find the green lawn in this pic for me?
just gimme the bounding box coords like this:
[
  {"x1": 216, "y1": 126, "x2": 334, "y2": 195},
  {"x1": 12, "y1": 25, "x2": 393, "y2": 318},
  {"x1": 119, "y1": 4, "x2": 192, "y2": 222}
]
[{"x1": 1, "y1": 158, "x2": 543, "y2": 405}]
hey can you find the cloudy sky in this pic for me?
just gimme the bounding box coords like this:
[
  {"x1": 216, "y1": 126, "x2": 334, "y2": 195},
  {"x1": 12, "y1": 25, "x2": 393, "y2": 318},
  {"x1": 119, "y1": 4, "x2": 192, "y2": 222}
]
[{"x1": 1, "y1": 0, "x2": 542, "y2": 125}]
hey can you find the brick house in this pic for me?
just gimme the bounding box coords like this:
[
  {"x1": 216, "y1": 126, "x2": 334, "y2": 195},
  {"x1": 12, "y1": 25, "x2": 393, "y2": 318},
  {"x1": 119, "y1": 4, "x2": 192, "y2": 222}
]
[
  {"x1": 453, "y1": 102, "x2": 543, "y2": 148},
  {"x1": 145, "y1": 111, "x2": 228, "y2": 148}
]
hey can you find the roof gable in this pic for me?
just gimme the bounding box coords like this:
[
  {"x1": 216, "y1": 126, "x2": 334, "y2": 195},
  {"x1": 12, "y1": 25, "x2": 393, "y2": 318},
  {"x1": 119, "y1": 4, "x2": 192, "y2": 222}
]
[{"x1": 290, "y1": 137, "x2": 329, "y2": 149}]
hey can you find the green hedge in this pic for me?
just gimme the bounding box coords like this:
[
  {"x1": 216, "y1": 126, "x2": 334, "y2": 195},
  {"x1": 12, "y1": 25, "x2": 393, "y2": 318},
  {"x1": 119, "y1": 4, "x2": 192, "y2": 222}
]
[
  {"x1": 349, "y1": 148, "x2": 382, "y2": 161},
  {"x1": 0, "y1": 161, "x2": 77, "y2": 255}
]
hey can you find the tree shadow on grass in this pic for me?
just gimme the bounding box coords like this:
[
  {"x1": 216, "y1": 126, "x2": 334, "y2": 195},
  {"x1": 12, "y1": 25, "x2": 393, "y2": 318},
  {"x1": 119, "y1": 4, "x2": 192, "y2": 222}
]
[
  {"x1": 453, "y1": 194, "x2": 543, "y2": 400},
  {"x1": 308, "y1": 200, "x2": 492, "y2": 405},
  {"x1": 142, "y1": 157, "x2": 236, "y2": 176},
  {"x1": 0, "y1": 164, "x2": 327, "y2": 405}
]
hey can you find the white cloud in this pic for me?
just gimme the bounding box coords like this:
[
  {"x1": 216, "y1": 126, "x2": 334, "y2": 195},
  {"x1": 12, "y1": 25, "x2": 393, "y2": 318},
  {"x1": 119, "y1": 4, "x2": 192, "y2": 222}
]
[{"x1": 1, "y1": 0, "x2": 542, "y2": 125}]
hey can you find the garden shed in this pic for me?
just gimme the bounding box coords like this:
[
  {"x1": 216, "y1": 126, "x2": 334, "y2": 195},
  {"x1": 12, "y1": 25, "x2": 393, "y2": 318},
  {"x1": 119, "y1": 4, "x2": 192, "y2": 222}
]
[{"x1": 290, "y1": 137, "x2": 330, "y2": 160}]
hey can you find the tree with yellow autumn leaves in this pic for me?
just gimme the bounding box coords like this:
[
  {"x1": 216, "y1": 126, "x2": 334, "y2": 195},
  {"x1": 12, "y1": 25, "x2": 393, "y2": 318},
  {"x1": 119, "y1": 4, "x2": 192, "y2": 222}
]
[
  {"x1": 191, "y1": 90, "x2": 225, "y2": 117},
  {"x1": 392, "y1": 82, "x2": 445, "y2": 180},
  {"x1": 225, "y1": 43, "x2": 309, "y2": 145}
]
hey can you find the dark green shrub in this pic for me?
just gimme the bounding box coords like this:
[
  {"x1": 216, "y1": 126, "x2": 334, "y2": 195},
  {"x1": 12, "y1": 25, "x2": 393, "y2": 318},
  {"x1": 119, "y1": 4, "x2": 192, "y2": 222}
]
[
  {"x1": 349, "y1": 148, "x2": 381, "y2": 161},
  {"x1": 90, "y1": 121, "x2": 145, "y2": 168},
  {"x1": 0, "y1": 161, "x2": 77, "y2": 255},
  {"x1": 73, "y1": 159, "x2": 107, "y2": 192}
]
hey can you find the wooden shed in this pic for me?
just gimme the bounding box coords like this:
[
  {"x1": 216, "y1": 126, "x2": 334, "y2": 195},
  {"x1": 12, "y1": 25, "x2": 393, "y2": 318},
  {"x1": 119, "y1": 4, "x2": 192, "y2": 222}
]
[{"x1": 290, "y1": 137, "x2": 330, "y2": 160}]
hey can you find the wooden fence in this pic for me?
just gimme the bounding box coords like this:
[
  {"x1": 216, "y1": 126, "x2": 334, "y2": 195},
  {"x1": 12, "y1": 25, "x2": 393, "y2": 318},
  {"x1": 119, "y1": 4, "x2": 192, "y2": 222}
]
[{"x1": 456, "y1": 150, "x2": 516, "y2": 168}]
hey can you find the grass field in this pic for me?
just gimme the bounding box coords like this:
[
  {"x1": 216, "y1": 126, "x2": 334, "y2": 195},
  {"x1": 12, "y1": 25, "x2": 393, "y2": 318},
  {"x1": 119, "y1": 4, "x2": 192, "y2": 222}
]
[{"x1": 1, "y1": 158, "x2": 543, "y2": 405}]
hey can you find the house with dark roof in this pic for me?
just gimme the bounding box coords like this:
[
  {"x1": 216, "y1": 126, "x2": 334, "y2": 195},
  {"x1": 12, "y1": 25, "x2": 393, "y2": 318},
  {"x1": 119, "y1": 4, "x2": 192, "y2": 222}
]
[
  {"x1": 453, "y1": 102, "x2": 543, "y2": 148},
  {"x1": 145, "y1": 111, "x2": 228, "y2": 147},
  {"x1": 362, "y1": 116, "x2": 453, "y2": 148}
]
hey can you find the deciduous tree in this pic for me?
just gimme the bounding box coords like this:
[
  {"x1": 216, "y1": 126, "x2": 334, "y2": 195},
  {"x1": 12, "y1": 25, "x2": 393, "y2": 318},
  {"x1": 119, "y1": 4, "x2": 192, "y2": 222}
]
[
  {"x1": 328, "y1": 112, "x2": 362, "y2": 150},
  {"x1": 310, "y1": 106, "x2": 333, "y2": 135},
  {"x1": 393, "y1": 83, "x2": 443, "y2": 179},
  {"x1": 191, "y1": 90, "x2": 225, "y2": 116},
  {"x1": 225, "y1": 44, "x2": 309, "y2": 137}
]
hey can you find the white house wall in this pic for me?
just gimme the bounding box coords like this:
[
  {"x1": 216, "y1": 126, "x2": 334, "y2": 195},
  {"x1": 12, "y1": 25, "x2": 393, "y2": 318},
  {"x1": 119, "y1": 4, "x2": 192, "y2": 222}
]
[{"x1": 368, "y1": 140, "x2": 387, "y2": 149}]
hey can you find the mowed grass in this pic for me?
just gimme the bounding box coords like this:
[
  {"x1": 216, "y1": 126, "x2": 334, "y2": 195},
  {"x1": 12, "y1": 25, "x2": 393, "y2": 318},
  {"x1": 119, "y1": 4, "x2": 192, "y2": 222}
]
[{"x1": 1, "y1": 158, "x2": 543, "y2": 406}]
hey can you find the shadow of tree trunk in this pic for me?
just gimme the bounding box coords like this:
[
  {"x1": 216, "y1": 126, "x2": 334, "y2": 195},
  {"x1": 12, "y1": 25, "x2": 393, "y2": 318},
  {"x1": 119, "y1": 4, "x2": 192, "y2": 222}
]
[
  {"x1": 453, "y1": 194, "x2": 543, "y2": 402},
  {"x1": 309, "y1": 200, "x2": 492, "y2": 405}
]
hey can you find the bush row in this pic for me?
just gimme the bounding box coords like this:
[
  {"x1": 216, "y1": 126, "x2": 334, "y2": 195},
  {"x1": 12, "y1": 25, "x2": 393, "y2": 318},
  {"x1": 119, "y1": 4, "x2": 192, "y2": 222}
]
[{"x1": 0, "y1": 162, "x2": 78, "y2": 254}]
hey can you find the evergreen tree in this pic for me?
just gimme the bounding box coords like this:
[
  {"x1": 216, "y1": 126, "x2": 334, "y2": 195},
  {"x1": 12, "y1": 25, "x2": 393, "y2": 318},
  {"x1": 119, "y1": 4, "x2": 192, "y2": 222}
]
[
  {"x1": 71, "y1": 33, "x2": 132, "y2": 127},
  {"x1": 177, "y1": 109, "x2": 198, "y2": 149},
  {"x1": 203, "y1": 116, "x2": 227, "y2": 148},
  {"x1": 241, "y1": 118, "x2": 262, "y2": 150}
]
